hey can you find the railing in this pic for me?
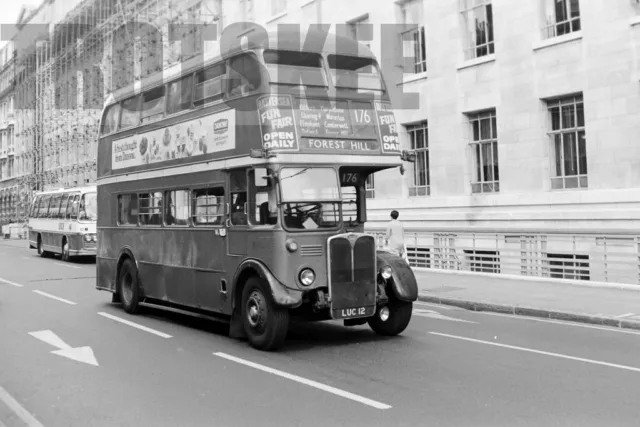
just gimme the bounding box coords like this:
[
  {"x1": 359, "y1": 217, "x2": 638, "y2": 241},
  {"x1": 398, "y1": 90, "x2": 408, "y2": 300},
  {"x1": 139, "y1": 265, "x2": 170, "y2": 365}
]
[{"x1": 366, "y1": 227, "x2": 640, "y2": 286}]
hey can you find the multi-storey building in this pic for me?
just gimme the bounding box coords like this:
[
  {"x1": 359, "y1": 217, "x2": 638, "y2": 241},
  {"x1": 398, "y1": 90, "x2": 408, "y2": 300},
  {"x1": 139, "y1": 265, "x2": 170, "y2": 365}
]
[
  {"x1": 0, "y1": 39, "x2": 17, "y2": 224},
  {"x1": 4, "y1": 0, "x2": 640, "y2": 283}
]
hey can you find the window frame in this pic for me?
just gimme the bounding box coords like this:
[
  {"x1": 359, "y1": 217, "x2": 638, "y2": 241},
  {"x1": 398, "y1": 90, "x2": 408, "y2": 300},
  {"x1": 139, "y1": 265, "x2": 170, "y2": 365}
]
[
  {"x1": 547, "y1": 94, "x2": 587, "y2": 190},
  {"x1": 166, "y1": 74, "x2": 195, "y2": 115},
  {"x1": 460, "y1": 0, "x2": 495, "y2": 60},
  {"x1": 468, "y1": 110, "x2": 499, "y2": 194},
  {"x1": 193, "y1": 62, "x2": 227, "y2": 107},
  {"x1": 542, "y1": 0, "x2": 581, "y2": 39},
  {"x1": 192, "y1": 185, "x2": 226, "y2": 227},
  {"x1": 117, "y1": 193, "x2": 139, "y2": 226},
  {"x1": 400, "y1": 0, "x2": 427, "y2": 75},
  {"x1": 407, "y1": 121, "x2": 430, "y2": 197},
  {"x1": 138, "y1": 191, "x2": 163, "y2": 226},
  {"x1": 164, "y1": 189, "x2": 191, "y2": 227}
]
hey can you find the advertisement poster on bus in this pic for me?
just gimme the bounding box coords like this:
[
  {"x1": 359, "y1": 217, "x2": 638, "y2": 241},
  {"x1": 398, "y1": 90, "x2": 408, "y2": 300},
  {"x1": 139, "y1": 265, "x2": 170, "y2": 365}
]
[
  {"x1": 111, "y1": 109, "x2": 236, "y2": 170},
  {"x1": 374, "y1": 101, "x2": 401, "y2": 154},
  {"x1": 257, "y1": 95, "x2": 299, "y2": 152}
]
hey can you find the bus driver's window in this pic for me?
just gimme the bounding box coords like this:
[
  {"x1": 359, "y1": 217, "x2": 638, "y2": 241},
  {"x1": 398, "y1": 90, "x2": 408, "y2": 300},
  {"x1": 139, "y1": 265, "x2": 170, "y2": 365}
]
[
  {"x1": 249, "y1": 169, "x2": 277, "y2": 225},
  {"x1": 229, "y1": 170, "x2": 248, "y2": 225}
]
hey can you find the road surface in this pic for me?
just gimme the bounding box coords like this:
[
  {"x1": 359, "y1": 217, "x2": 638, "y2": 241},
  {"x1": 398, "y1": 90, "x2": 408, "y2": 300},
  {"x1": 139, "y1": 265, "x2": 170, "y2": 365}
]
[{"x1": 1, "y1": 241, "x2": 639, "y2": 427}]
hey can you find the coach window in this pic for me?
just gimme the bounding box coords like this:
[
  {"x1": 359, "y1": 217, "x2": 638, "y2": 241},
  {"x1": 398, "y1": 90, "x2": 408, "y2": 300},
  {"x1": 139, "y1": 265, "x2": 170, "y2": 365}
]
[
  {"x1": 194, "y1": 63, "x2": 226, "y2": 106},
  {"x1": 193, "y1": 187, "x2": 225, "y2": 225},
  {"x1": 100, "y1": 103, "x2": 121, "y2": 135},
  {"x1": 139, "y1": 192, "x2": 162, "y2": 226},
  {"x1": 119, "y1": 96, "x2": 141, "y2": 130},
  {"x1": 167, "y1": 75, "x2": 194, "y2": 114},
  {"x1": 117, "y1": 194, "x2": 138, "y2": 225},
  {"x1": 141, "y1": 86, "x2": 165, "y2": 123},
  {"x1": 228, "y1": 54, "x2": 262, "y2": 98},
  {"x1": 67, "y1": 194, "x2": 79, "y2": 220},
  {"x1": 48, "y1": 194, "x2": 62, "y2": 219},
  {"x1": 58, "y1": 193, "x2": 69, "y2": 219},
  {"x1": 165, "y1": 190, "x2": 190, "y2": 226},
  {"x1": 229, "y1": 170, "x2": 248, "y2": 226},
  {"x1": 30, "y1": 196, "x2": 41, "y2": 217}
]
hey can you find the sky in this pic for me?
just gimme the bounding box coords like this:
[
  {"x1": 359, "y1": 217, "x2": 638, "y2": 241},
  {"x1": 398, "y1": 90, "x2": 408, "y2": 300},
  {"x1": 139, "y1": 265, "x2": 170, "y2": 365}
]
[{"x1": 0, "y1": 0, "x2": 40, "y2": 49}]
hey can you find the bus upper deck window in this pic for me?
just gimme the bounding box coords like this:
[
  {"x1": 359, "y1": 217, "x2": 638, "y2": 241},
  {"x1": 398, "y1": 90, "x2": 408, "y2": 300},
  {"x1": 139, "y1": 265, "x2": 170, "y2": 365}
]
[
  {"x1": 228, "y1": 54, "x2": 262, "y2": 97},
  {"x1": 100, "y1": 103, "x2": 121, "y2": 135},
  {"x1": 120, "y1": 96, "x2": 141, "y2": 130},
  {"x1": 141, "y1": 86, "x2": 165, "y2": 123},
  {"x1": 327, "y1": 54, "x2": 385, "y2": 93},
  {"x1": 263, "y1": 50, "x2": 327, "y2": 88},
  {"x1": 194, "y1": 63, "x2": 226, "y2": 105},
  {"x1": 167, "y1": 75, "x2": 194, "y2": 114}
]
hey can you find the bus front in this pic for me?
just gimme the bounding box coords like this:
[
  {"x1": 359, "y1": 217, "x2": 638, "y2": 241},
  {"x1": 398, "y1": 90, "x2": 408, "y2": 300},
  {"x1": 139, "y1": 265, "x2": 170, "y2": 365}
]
[{"x1": 240, "y1": 34, "x2": 418, "y2": 348}]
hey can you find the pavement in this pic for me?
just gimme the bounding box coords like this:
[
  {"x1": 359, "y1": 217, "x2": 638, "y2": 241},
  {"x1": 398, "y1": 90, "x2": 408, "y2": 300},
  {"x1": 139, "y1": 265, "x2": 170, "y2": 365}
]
[
  {"x1": 415, "y1": 269, "x2": 640, "y2": 331},
  {"x1": 2, "y1": 240, "x2": 640, "y2": 426}
]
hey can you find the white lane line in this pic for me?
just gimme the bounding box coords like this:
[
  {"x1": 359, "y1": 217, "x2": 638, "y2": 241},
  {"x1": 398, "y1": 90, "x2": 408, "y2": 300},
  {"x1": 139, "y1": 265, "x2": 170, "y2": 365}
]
[
  {"x1": 0, "y1": 383, "x2": 45, "y2": 427},
  {"x1": 615, "y1": 313, "x2": 636, "y2": 319},
  {"x1": 97, "y1": 312, "x2": 173, "y2": 339},
  {"x1": 32, "y1": 290, "x2": 76, "y2": 306},
  {"x1": 478, "y1": 311, "x2": 640, "y2": 336},
  {"x1": 214, "y1": 352, "x2": 392, "y2": 410},
  {"x1": 415, "y1": 302, "x2": 453, "y2": 310},
  {"x1": 413, "y1": 309, "x2": 477, "y2": 324},
  {"x1": 430, "y1": 332, "x2": 640, "y2": 373},
  {"x1": 53, "y1": 262, "x2": 81, "y2": 269},
  {"x1": 0, "y1": 278, "x2": 23, "y2": 287}
]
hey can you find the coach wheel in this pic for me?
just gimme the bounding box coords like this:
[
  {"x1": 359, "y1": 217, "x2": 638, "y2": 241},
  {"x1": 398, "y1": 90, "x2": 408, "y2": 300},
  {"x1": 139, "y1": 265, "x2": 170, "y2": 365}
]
[
  {"x1": 118, "y1": 258, "x2": 141, "y2": 315},
  {"x1": 368, "y1": 299, "x2": 413, "y2": 337},
  {"x1": 241, "y1": 276, "x2": 289, "y2": 351},
  {"x1": 37, "y1": 235, "x2": 48, "y2": 258},
  {"x1": 61, "y1": 239, "x2": 72, "y2": 262}
]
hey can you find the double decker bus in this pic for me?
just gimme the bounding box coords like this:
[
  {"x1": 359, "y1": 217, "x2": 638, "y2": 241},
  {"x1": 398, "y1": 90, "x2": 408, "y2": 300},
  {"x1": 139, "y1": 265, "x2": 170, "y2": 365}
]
[
  {"x1": 28, "y1": 186, "x2": 98, "y2": 261},
  {"x1": 96, "y1": 28, "x2": 418, "y2": 351}
]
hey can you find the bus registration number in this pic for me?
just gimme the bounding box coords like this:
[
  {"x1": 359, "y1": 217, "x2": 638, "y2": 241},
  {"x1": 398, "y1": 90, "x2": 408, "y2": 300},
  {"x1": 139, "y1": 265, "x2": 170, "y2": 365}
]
[{"x1": 334, "y1": 306, "x2": 375, "y2": 320}]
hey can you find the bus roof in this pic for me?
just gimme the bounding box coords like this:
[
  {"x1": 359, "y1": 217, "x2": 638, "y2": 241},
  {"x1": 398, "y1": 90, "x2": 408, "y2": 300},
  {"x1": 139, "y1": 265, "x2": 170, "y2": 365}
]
[
  {"x1": 34, "y1": 186, "x2": 97, "y2": 196},
  {"x1": 104, "y1": 28, "x2": 376, "y2": 107}
]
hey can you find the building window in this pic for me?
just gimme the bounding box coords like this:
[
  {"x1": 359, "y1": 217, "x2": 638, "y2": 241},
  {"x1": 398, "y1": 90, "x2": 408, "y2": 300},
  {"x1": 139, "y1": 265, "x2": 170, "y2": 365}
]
[
  {"x1": 401, "y1": 0, "x2": 427, "y2": 74},
  {"x1": 542, "y1": 0, "x2": 581, "y2": 39},
  {"x1": 468, "y1": 110, "x2": 499, "y2": 193},
  {"x1": 546, "y1": 253, "x2": 589, "y2": 280},
  {"x1": 406, "y1": 121, "x2": 430, "y2": 197},
  {"x1": 365, "y1": 174, "x2": 375, "y2": 198},
  {"x1": 407, "y1": 247, "x2": 430, "y2": 268},
  {"x1": 547, "y1": 95, "x2": 587, "y2": 190},
  {"x1": 460, "y1": 0, "x2": 494, "y2": 60},
  {"x1": 348, "y1": 16, "x2": 371, "y2": 48},
  {"x1": 464, "y1": 249, "x2": 500, "y2": 273},
  {"x1": 271, "y1": 0, "x2": 287, "y2": 16},
  {"x1": 7, "y1": 158, "x2": 13, "y2": 177}
]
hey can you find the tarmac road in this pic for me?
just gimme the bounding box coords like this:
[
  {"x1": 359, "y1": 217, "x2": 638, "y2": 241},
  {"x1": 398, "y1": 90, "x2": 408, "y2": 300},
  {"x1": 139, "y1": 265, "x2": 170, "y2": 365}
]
[{"x1": 1, "y1": 241, "x2": 639, "y2": 427}]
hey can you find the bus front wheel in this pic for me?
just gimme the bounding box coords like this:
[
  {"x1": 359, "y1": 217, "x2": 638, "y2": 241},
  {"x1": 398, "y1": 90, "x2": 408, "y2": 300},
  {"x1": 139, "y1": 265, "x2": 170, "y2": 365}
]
[
  {"x1": 118, "y1": 258, "x2": 141, "y2": 315},
  {"x1": 37, "y1": 236, "x2": 48, "y2": 258},
  {"x1": 61, "y1": 239, "x2": 72, "y2": 262},
  {"x1": 368, "y1": 299, "x2": 413, "y2": 337},
  {"x1": 241, "y1": 276, "x2": 289, "y2": 351}
]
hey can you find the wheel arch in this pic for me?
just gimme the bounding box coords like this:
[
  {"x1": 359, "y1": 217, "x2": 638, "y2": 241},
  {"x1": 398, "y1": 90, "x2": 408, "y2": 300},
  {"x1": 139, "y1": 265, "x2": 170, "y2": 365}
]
[
  {"x1": 376, "y1": 250, "x2": 418, "y2": 302},
  {"x1": 115, "y1": 247, "x2": 143, "y2": 297}
]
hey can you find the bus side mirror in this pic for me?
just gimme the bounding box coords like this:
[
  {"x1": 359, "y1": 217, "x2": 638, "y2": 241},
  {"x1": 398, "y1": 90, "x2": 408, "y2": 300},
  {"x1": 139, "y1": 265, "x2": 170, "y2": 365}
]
[{"x1": 401, "y1": 150, "x2": 416, "y2": 163}]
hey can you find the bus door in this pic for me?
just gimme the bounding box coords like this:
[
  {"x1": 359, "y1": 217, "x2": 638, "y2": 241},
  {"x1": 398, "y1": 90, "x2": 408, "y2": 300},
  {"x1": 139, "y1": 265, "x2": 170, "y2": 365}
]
[{"x1": 227, "y1": 169, "x2": 249, "y2": 256}]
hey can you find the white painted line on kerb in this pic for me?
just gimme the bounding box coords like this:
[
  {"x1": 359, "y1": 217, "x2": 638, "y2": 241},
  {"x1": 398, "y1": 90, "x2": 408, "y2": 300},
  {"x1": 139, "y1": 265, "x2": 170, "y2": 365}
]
[
  {"x1": 0, "y1": 383, "x2": 45, "y2": 427},
  {"x1": 478, "y1": 311, "x2": 640, "y2": 336},
  {"x1": 0, "y1": 278, "x2": 23, "y2": 287},
  {"x1": 430, "y1": 332, "x2": 640, "y2": 373},
  {"x1": 54, "y1": 262, "x2": 81, "y2": 269},
  {"x1": 97, "y1": 312, "x2": 173, "y2": 338},
  {"x1": 33, "y1": 290, "x2": 77, "y2": 306},
  {"x1": 615, "y1": 313, "x2": 636, "y2": 319},
  {"x1": 214, "y1": 352, "x2": 392, "y2": 410}
]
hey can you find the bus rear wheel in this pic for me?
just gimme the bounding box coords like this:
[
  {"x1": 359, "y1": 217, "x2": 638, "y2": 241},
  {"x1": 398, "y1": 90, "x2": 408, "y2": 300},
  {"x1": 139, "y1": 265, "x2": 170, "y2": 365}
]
[
  {"x1": 241, "y1": 276, "x2": 289, "y2": 351},
  {"x1": 368, "y1": 299, "x2": 413, "y2": 337},
  {"x1": 118, "y1": 258, "x2": 141, "y2": 315}
]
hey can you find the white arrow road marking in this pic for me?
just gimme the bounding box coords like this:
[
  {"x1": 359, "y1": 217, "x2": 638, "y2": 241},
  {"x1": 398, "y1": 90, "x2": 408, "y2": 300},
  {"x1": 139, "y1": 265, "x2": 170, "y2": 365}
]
[
  {"x1": 413, "y1": 309, "x2": 477, "y2": 324},
  {"x1": 0, "y1": 384, "x2": 45, "y2": 427},
  {"x1": 29, "y1": 330, "x2": 98, "y2": 367},
  {"x1": 214, "y1": 352, "x2": 392, "y2": 410}
]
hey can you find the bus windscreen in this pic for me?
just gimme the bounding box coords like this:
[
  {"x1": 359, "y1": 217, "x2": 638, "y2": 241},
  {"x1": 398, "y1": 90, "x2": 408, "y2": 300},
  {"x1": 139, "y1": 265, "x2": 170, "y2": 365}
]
[
  {"x1": 263, "y1": 50, "x2": 328, "y2": 88},
  {"x1": 327, "y1": 55, "x2": 385, "y2": 93}
]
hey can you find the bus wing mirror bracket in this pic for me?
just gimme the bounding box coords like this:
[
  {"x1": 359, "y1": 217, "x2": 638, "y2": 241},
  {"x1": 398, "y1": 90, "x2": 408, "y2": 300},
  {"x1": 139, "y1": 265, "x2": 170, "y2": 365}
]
[
  {"x1": 399, "y1": 150, "x2": 416, "y2": 175},
  {"x1": 250, "y1": 148, "x2": 277, "y2": 159}
]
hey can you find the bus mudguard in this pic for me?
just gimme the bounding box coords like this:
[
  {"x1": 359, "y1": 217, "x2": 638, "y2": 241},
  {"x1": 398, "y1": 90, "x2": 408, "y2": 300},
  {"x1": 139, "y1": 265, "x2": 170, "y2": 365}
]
[
  {"x1": 232, "y1": 259, "x2": 304, "y2": 308},
  {"x1": 376, "y1": 250, "x2": 419, "y2": 302},
  {"x1": 116, "y1": 247, "x2": 145, "y2": 296}
]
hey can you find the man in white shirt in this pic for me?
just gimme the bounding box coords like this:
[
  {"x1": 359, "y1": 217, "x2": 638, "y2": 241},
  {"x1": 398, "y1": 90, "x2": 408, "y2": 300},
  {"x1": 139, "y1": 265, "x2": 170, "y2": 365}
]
[{"x1": 385, "y1": 210, "x2": 406, "y2": 259}]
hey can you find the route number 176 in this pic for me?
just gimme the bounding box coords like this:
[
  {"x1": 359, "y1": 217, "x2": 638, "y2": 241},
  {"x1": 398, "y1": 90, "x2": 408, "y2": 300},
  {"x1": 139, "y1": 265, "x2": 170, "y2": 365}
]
[
  {"x1": 353, "y1": 109, "x2": 371, "y2": 124},
  {"x1": 342, "y1": 173, "x2": 360, "y2": 184}
]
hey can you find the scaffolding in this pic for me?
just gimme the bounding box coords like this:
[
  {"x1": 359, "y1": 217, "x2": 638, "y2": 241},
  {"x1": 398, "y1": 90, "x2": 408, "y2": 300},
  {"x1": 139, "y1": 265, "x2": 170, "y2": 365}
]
[{"x1": 5, "y1": 0, "x2": 224, "y2": 223}]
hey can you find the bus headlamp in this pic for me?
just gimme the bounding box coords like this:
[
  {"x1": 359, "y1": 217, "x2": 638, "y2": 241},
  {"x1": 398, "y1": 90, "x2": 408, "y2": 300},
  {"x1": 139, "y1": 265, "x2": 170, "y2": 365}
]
[
  {"x1": 380, "y1": 265, "x2": 392, "y2": 280},
  {"x1": 299, "y1": 268, "x2": 315, "y2": 286},
  {"x1": 285, "y1": 239, "x2": 298, "y2": 253}
]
